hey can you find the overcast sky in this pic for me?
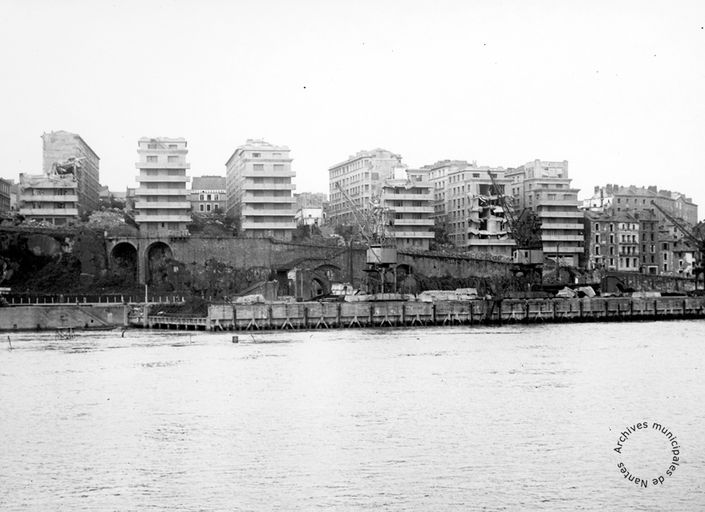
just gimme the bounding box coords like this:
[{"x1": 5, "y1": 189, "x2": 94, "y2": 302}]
[{"x1": 2, "y1": 1, "x2": 703, "y2": 217}]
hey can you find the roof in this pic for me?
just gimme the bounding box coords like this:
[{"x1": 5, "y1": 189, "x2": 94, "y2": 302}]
[{"x1": 191, "y1": 175, "x2": 226, "y2": 190}]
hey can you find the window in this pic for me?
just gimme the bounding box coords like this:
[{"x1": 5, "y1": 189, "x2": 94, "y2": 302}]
[
  {"x1": 253, "y1": 164, "x2": 264, "y2": 171},
  {"x1": 146, "y1": 155, "x2": 157, "y2": 162},
  {"x1": 168, "y1": 144, "x2": 177, "y2": 149},
  {"x1": 252, "y1": 153, "x2": 261, "y2": 158},
  {"x1": 594, "y1": 223, "x2": 599, "y2": 231},
  {"x1": 199, "y1": 194, "x2": 204, "y2": 200},
  {"x1": 199, "y1": 204, "x2": 204, "y2": 212},
  {"x1": 609, "y1": 234, "x2": 614, "y2": 244},
  {"x1": 609, "y1": 223, "x2": 614, "y2": 232},
  {"x1": 167, "y1": 155, "x2": 178, "y2": 163},
  {"x1": 595, "y1": 234, "x2": 600, "y2": 243},
  {"x1": 206, "y1": 204, "x2": 211, "y2": 212}
]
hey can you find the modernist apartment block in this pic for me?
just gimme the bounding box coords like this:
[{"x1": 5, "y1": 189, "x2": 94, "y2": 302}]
[
  {"x1": 380, "y1": 168, "x2": 434, "y2": 250},
  {"x1": 328, "y1": 148, "x2": 403, "y2": 226},
  {"x1": 42, "y1": 130, "x2": 100, "y2": 215},
  {"x1": 225, "y1": 140, "x2": 296, "y2": 240},
  {"x1": 0, "y1": 178, "x2": 11, "y2": 213},
  {"x1": 134, "y1": 137, "x2": 192, "y2": 235},
  {"x1": 422, "y1": 159, "x2": 469, "y2": 226},
  {"x1": 507, "y1": 160, "x2": 584, "y2": 266},
  {"x1": 190, "y1": 175, "x2": 226, "y2": 214},
  {"x1": 18, "y1": 172, "x2": 79, "y2": 225}
]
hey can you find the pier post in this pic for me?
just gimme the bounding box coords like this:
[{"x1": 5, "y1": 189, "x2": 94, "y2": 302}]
[
  {"x1": 336, "y1": 303, "x2": 342, "y2": 328},
  {"x1": 432, "y1": 304, "x2": 437, "y2": 325},
  {"x1": 401, "y1": 304, "x2": 406, "y2": 325},
  {"x1": 369, "y1": 305, "x2": 374, "y2": 326},
  {"x1": 303, "y1": 306, "x2": 308, "y2": 329}
]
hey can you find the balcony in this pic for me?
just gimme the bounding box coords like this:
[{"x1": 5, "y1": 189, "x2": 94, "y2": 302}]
[
  {"x1": 243, "y1": 183, "x2": 296, "y2": 191},
  {"x1": 242, "y1": 170, "x2": 295, "y2": 178},
  {"x1": 242, "y1": 208, "x2": 295, "y2": 216},
  {"x1": 20, "y1": 208, "x2": 78, "y2": 216},
  {"x1": 541, "y1": 234, "x2": 585, "y2": 242},
  {"x1": 388, "y1": 206, "x2": 434, "y2": 214},
  {"x1": 467, "y1": 239, "x2": 516, "y2": 246},
  {"x1": 382, "y1": 193, "x2": 432, "y2": 201},
  {"x1": 540, "y1": 223, "x2": 584, "y2": 230},
  {"x1": 135, "y1": 188, "x2": 189, "y2": 196},
  {"x1": 135, "y1": 201, "x2": 191, "y2": 209},
  {"x1": 393, "y1": 218, "x2": 435, "y2": 226},
  {"x1": 135, "y1": 161, "x2": 190, "y2": 170},
  {"x1": 242, "y1": 221, "x2": 296, "y2": 230},
  {"x1": 134, "y1": 214, "x2": 192, "y2": 223},
  {"x1": 393, "y1": 231, "x2": 434, "y2": 239},
  {"x1": 136, "y1": 175, "x2": 190, "y2": 183},
  {"x1": 537, "y1": 210, "x2": 584, "y2": 218},
  {"x1": 243, "y1": 196, "x2": 296, "y2": 204},
  {"x1": 535, "y1": 199, "x2": 579, "y2": 207},
  {"x1": 20, "y1": 194, "x2": 78, "y2": 202}
]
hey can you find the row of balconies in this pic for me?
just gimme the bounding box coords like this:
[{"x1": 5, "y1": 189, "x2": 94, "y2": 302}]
[
  {"x1": 241, "y1": 221, "x2": 296, "y2": 230},
  {"x1": 241, "y1": 208, "x2": 295, "y2": 216},
  {"x1": 135, "y1": 162, "x2": 190, "y2": 170},
  {"x1": 20, "y1": 194, "x2": 78, "y2": 202},
  {"x1": 20, "y1": 208, "x2": 79, "y2": 216},
  {"x1": 393, "y1": 231, "x2": 435, "y2": 239},
  {"x1": 135, "y1": 202, "x2": 191, "y2": 209},
  {"x1": 393, "y1": 218, "x2": 435, "y2": 226},
  {"x1": 136, "y1": 175, "x2": 189, "y2": 183},
  {"x1": 133, "y1": 214, "x2": 192, "y2": 223}
]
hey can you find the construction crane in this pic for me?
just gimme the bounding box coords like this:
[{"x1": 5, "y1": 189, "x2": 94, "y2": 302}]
[
  {"x1": 334, "y1": 182, "x2": 397, "y2": 293},
  {"x1": 486, "y1": 171, "x2": 543, "y2": 278},
  {"x1": 650, "y1": 200, "x2": 705, "y2": 289}
]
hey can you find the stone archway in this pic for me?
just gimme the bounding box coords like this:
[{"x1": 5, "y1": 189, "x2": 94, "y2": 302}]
[
  {"x1": 145, "y1": 241, "x2": 173, "y2": 287},
  {"x1": 110, "y1": 242, "x2": 138, "y2": 283}
]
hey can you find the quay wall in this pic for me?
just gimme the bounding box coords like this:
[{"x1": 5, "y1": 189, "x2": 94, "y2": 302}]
[
  {"x1": 0, "y1": 304, "x2": 127, "y2": 331},
  {"x1": 142, "y1": 296, "x2": 705, "y2": 331}
]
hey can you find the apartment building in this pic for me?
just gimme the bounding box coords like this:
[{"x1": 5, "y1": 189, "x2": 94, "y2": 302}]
[
  {"x1": 584, "y1": 184, "x2": 697, "y2": 226},
  {"x1": 380, "y1": 167, "x2": 434, "y2": 250},
  {"x1": 190, "y1": 175, "x2": 226, "y2": 214},
  {"x1": 225, "y1": 139, "x2": 296, "y2": 240},
  {"x1": 507, "y1": 160, "x2": 583, "y2": 266},
  {"x1": 584, "y1": 211, "x2": 638, "y2": 271},
  {"x1": 134, "y1": 137, "x2": 192, "y2": 235},
  {"x1": 327, "y1": 148, "x2": 402, "y2": 226},
  {"x1": 0, "y1": 178, "x2": 11, "y2": 214},
  {"x1": 421, "y1": 160, "x2": 468, "y2": 226},
  {"x1": 466, "y1": 168, "x2": 514, "y2": 258},
  {"x1": 42, "y1": 131, "x2": 100, "y2": 215},
  {"x1": 18, "y1": 172, "x2": 79, "y2": 225}
]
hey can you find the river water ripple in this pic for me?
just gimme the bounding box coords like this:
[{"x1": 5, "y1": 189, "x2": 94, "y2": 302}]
[{"x1": 1, "y1": 321, "x2": 704, "y2": 510}]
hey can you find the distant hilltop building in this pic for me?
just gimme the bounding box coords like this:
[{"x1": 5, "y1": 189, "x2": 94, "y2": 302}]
[
  {"x1": 190, "y1": 175, "x2": 226, "y2": 214},
  {"x1": 225, "y1": 139, "x2": 296, "y2": 240},
  {"x1": 583, "y1": 184, "x2": 697, "y2": 226},
  {"x1": 19, "y1": 130, "x2": 100, "y2": 225},
  {"x1": 328, "y1": 148, "x2": 402, "y2": 226},
  {"x1": 294, "y1": 191, "x2": 327, "y2": 210},
  {"x1": 134, "y1": 137, "x2": 191, "y2": 235}
]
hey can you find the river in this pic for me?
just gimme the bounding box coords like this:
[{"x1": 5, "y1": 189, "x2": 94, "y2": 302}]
[{"x1": 1, "y1": 321, "x2": 704, "y2": 510}]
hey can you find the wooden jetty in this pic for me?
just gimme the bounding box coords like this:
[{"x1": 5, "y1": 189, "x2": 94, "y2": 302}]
[{"x1": 134, "y1": 296, "x2": 705, "y2": 331}]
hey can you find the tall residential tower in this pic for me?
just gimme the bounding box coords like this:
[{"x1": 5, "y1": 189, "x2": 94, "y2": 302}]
[{"x1": 134, "y1": 137, "x2": 191, "y2": 235}]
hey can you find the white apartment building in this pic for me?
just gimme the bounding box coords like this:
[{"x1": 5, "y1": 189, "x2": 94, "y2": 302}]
[
  {"x1": 422, "y1": 160, "x2": 468, "y2": 226},
  {"x1": 466, "y1": 169, "x2": 515, "y2": 258},
  {"x1": 134, "y1": 137, "x2": 191, "y2": 235},
  {"x1": 380, "y1": 168, "x2": 434, "y2": 250},
  {"x1": 328, "y1": 148, "x2": 402, "y2": 226},
  {"x1": 225, "y1": 139, "x2": 296, "y2": 240},
  {"x1": 18, "y1": 172, "x2": 79, "y2": 225},
  {"x1": 507, "y1": 160, "x2": 583, "y2": 266}
]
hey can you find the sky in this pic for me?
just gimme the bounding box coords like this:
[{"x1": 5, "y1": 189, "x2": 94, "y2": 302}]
[{"x1": 1, "y1": 0, "x2": 704, "y2": 217}]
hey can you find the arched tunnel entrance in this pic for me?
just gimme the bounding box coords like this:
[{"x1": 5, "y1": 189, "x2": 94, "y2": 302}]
[
  {"x1": 110, "y1": 242, "x2": 138, "y2": 284},
  {"x1": 145, "y1": 241, "x2": 174, "y2": 288}
]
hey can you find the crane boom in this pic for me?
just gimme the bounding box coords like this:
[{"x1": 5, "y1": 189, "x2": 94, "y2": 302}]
[
  {"x1": 650, "y1": 201, "x2": 702, "y2": 247},
  {"x1": 335, "y1": 182, "x2": 373, "y2": 244}
]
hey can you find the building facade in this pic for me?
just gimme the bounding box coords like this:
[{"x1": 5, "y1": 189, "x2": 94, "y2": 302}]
[
  {"x1": 134, "y1": 137, "x2": 192, "y2": 235},
  {"x1": 42, "y1": 131, "x2": 100, "y2": 216},
  {"x1": 0, "y1": 178, "x2": 11, "y2": 214},
  {"x1": 507, "y1": 160, "x2": 583, "y2": 266},
  {"x1": 190, "y1": 175, "x2": 226, "y2": 214},
  {"x1": 584, "y1": 184, "x2": 697, "y2": 226},
  {"x1": 327, "y1": 148, "x2": 402, "y2": 226},
  {"x1": 422, "y1": 159, "x2": 469, "y2": 227},
  {"x1": 465, "y1": 168, "x2": 514, "y2": 257},
  {"x1": 380, "y1": 167, "x2": 434, "y2": 250},
  {"x1": 225, "y1": 140, "x2": 296, "y2": 240},
  {"x1": 18, "y1": 172, "x2": 79, "y2": 225}
]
